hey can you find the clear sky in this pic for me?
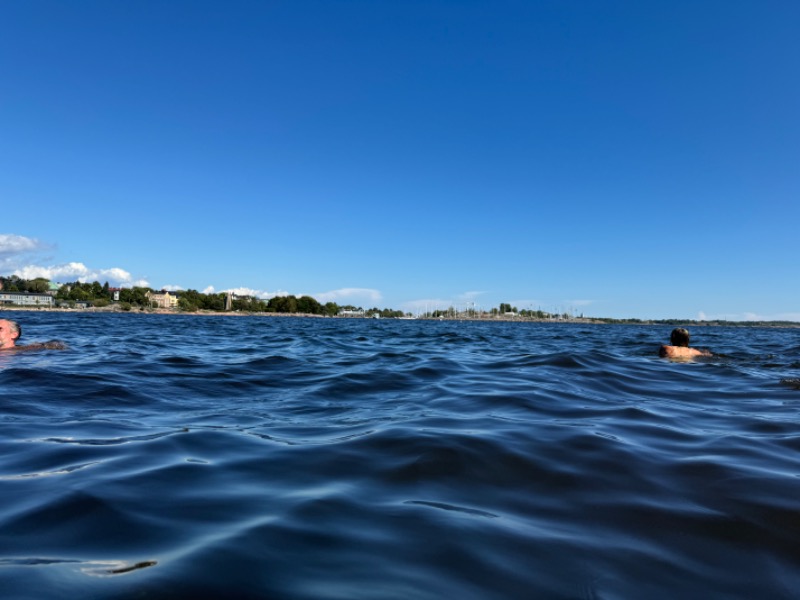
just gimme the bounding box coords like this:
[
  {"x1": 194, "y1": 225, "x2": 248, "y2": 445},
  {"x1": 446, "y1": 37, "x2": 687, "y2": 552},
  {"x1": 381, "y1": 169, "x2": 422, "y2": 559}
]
[{"x1": 1, "y1": 1, "x2": 798, "y2": 320}]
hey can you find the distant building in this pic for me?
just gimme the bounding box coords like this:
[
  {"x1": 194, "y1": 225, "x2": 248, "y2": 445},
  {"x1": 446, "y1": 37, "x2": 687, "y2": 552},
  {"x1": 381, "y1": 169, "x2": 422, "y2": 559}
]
[
  {"x1": 146, "y1": 290, "x2": 180, "y2": 309},
  {"x1": 0, "y1": 291, "x2": 55, "y2": 307}
]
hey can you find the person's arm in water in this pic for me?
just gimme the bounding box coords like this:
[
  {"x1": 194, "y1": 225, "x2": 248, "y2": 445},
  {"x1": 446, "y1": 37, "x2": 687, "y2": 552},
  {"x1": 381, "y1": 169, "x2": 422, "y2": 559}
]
[{"x1": 14, "y1": 340, "x2": 68, "y2": 351}]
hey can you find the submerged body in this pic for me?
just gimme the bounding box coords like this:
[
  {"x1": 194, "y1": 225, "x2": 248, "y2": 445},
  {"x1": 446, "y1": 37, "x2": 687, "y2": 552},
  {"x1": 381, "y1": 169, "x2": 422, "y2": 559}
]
[{"x1": 11, "y1": 340, "x2": 68, "y2": 352}]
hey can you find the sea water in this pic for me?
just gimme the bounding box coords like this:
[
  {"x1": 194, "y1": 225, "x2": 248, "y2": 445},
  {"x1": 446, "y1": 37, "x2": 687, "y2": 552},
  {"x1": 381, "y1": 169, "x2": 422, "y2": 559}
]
[{"x1": 1, "y1": 312, "x2": 798, "y2": 599}]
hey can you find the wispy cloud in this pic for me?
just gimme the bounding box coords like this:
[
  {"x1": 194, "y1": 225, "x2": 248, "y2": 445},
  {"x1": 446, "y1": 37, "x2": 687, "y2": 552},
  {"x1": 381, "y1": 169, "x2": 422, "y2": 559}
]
[
  {"x1": 0, "y1": 234, "x2": 48, "y2": 256},
  {"x1": 456, "y1": 291, "x2": 488, "y2": 302},
  {"x1": 315, "y1": 288, "x2": 382, "y2": 304},
  {"x1": 699, "y1": 311, "x2": 800, "y2": 322},
  {"x1": 0, "y1": 233, "x2": 53, "y2": 273},
  {"x1": 740, "y1": 311, "x2": 800, "y2": 322},
  {"x1": 566, "y1": 299, "x2": 594, "y2": 307}
]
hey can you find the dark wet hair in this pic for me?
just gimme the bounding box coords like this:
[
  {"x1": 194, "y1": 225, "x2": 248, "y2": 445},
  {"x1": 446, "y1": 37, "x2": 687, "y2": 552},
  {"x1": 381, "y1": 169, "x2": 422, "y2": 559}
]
[{"x1": 670, "y1": 327, "x2": 690, "y2": 347}]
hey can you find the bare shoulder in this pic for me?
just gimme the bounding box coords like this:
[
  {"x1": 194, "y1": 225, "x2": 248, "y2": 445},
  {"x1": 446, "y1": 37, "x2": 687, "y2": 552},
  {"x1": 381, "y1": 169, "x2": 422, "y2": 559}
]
[
  {"x1": 659, "y1": 345, "x2": 685, "y2": 358},
  {"x1": 659, "y1": 345, "x2": 710, "y2": 359}
]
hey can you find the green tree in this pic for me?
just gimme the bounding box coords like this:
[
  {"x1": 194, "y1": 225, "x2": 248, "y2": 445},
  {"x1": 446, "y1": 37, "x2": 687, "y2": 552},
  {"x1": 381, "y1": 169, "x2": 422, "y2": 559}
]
[
  {"x1": 70, "y1": 287, "x2": 90, "y2": 301},
  {"x1": 3, "y1": 278, "x2": 20, "y2": 292},
  {"x1": 202, "y1": 293, "x2": 226, "y2": 311},
  {"x1": 296, "y1": 295, "x2": 322, "y2": 314},
  {"x1": 268, "y1": 295, "x2": 298, "y2": 313},
  {"x1": 28, "y1": 278, "x2": 50, "y2": 293},
  {"x1": 178, "y1": 289, "x2": 204, "y2": 312},
  {"x1": 178, "y1": 297, "x2": 199, "y2": 312},
  {"x1": 119, "y1": 287, "x2": 151, "y2": 307}
]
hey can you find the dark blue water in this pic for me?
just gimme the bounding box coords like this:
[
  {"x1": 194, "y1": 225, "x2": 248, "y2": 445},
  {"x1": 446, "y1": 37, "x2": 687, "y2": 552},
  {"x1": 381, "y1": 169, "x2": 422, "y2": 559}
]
[{"x1": 1, "y1": 312, "x2": 799, "y2": 599}]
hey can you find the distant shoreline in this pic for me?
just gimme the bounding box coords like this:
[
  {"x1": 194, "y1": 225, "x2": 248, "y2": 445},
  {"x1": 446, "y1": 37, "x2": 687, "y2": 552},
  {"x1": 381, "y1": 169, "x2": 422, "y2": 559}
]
[{"x1": 1, "y1": 305, "x2": 798, "y2": 328}]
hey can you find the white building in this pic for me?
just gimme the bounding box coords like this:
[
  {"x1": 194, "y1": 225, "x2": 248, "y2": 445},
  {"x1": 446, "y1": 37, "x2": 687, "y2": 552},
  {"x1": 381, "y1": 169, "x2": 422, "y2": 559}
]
[{"x1": 0, "y1": 292, "x2": 55, "y2": 307}]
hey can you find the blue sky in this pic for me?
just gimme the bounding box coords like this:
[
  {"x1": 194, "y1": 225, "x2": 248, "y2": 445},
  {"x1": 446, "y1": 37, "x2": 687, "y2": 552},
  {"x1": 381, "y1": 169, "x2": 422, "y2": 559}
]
[{"x1": 1, "y1": 1, "x2": 798, "y2": 320}]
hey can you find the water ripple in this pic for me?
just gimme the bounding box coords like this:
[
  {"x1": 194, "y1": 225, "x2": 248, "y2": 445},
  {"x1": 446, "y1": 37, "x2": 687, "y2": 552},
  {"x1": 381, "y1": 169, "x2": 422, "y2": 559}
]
[{"x1": 0, "y1": 314, "x2": 799, "y2": 598}]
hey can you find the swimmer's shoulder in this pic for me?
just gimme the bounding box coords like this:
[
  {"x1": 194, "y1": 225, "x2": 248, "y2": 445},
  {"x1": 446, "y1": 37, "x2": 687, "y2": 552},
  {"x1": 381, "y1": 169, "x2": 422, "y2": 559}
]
[
  {"x1": 659, "y1": 344, "x2": 681, "y2": 358},
  {"x1": 659, "y1": 345, "x2": 711, "y2": 359}
]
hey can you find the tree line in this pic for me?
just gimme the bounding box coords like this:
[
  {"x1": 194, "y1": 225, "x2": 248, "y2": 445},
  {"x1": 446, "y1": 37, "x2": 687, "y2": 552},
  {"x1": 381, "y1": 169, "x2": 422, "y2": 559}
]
[{"x1": 0, "y1": 275, "x2": 407, "y2": 317}]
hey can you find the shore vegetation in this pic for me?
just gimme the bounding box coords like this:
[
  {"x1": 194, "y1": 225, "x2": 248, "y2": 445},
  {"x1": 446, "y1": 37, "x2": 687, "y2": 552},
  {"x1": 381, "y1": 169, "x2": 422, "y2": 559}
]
[{"x1": 1, "y1": 276, "x2": 797, "y2": 326}]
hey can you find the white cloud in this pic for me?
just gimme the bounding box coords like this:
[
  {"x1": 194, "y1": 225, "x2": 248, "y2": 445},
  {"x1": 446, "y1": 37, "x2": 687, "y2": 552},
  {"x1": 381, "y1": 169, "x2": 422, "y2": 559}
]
[
  {"x1": 0, "y1": 234, "x2": 47, "y2": 255},
  {"x1": 162, "y1": 285, "x2": 185, "y2": 292},
  {"x1": 13, "y1": 262, "x2": 91, "y2": 280},
  {"x1": 11, "y1": 261, "x2": 148, "y2": 287},
  {"x1": 0, "y1": 234, "x2": 151, "y2": 288},
  {"x1": 225, "y1": 287, "x2": 265, "y2": 298},
  {"x1": 315, "y1": 288, "x2": 383, "y2": 304},
  {"x1": 223, "y1": 287, "x2": 287, "y2": 300},
  {"x1": 0, "y1": 234, "x2": 55, "y2": 275},
  {"x1": 99, "y1": 267, "x2": 134, "y2": 282},
  {"x1": 202, "y1": 285, "x2": 288, "y2": 299}
]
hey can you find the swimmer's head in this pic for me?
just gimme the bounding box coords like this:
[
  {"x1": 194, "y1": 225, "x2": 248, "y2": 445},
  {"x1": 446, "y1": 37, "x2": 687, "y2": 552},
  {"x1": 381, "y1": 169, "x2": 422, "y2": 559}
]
[
  {"x1": 670, "y1": 327, "x2": 690, "y2": 347},
  {"x1": 0, "y1": 318, "x2": 21, "y2": 349}
]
